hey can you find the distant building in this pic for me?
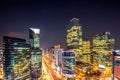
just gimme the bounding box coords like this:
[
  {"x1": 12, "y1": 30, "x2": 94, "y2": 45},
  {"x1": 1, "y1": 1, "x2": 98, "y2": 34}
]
[
  {"x1": 54, "y1": 46, "x2": 63, "y2": 75},
  {"x1": 92, "y1": 32, "x2": 114, "y2": 66},
  {"x1": 66, "y1": 18, "x2": 83, "y2": 61},
  {"x1": 3, "y1": 36, "x2": 31, "y2": 80},
  {"x1": 54, "y1": 44, "x2": 61, "y2": 67},
  {"x1": 47, "y1": 44, "x2": 62, "y2": 70},
  {"x1": 48, "y1": 47, "x2": 54, "y2": 65}
]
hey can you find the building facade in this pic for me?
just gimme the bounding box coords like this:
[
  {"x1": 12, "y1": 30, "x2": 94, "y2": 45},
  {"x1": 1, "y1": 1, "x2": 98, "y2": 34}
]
[
  {"x1": 29, "y1": 28, "x2": 42, "y2": 79},
  {"x1": 82, "y1": 40, "x2": 91, "y2": 63},
  {"x1": 53, "y1": 46, "x2": 63, "y2": 76},
  {"x1": 29, "y1": 28, "x2": 40, "y2": 48},
  {"x1": 62, "y1": 51, "x2": 76, "y2": 80},
  {"x1": 92, "y1": 32, "x2": 114, "y2": 66},
  {"x1": 3, "y1": 36, "x2": 31, "y2": 80},
  {"x1": 66, "y1": 18, "x2": 82, "y2": 61}
]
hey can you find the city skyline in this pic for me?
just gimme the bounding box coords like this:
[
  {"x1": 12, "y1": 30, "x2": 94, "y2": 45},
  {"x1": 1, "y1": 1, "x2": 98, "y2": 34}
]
[{"x1": 0, "y1": 0, "x2": 120, "y2": 49}]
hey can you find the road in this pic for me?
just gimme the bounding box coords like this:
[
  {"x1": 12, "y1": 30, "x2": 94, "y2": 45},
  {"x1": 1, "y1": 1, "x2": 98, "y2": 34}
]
[
  {"x1": 41, "y1": 58, "x2": 53, "y2": 80},
  {"x1": 43, "y1": 57, "x2": 62, "y2": 80}
]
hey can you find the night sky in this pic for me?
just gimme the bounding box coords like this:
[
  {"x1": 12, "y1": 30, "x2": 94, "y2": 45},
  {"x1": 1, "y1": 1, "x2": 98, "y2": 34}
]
[{"x1": 0, "y1": 0, "x2": 120, "y2": 49}]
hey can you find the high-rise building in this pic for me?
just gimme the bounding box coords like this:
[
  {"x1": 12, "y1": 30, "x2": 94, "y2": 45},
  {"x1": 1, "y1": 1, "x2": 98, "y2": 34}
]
[
  {"x1": 29, "y1": 28, "x2": 42, "y2": 79},
  {"x1": 82, "y1": 39, "x2": 91, "y2": 63},
  {"x1": 29, "y1": 28, "x2": 40, "y2": 48},
  {"x1": 53, "y1": 45, "x2": 63, "y2": 75},
  {"x1": 54, "y1": 44, "x2": 61, "y2": 67},
  {"x1": 92, "y1": 32, "x2": 114, "y2": 66},
  {"x1": 3, "y1": 36, "x2": 31, "y2": 80},
  {"x1": 66, "y1": 18, "x2": 82, "y2": 61}
]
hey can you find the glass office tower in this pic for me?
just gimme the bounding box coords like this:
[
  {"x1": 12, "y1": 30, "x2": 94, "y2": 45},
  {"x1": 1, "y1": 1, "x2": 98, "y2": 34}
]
[
  {"x1": 29, "y1": 28, "x2": 42, "y2": 79},
  {"x1": 3, "y1": 36, "x2": 31, "y2": 80}
]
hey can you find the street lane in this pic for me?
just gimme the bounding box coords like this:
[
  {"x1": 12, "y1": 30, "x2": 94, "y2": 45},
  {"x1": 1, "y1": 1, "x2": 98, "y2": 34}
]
[
  {"x1": 43, "y1": 57, "x2": 62, "y2": 80},
  {"x1": 41, "y1": 58, "x2": 53, "y2": 80}
]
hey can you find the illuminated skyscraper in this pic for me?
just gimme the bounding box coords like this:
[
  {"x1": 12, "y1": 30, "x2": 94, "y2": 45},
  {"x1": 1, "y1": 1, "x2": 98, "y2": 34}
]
[
  {"x1": 29, "y1": 28, "x2": 40, "y2": 48},
  {"x1": 29, "y1": 28, "x2": 42, "y2": 79},
  {"x1": 66, "y1": 18, "x2": 82, "y2": 61},
  {"x1": 92, "y1": 32, "x2": 114, "y2": 65}
]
